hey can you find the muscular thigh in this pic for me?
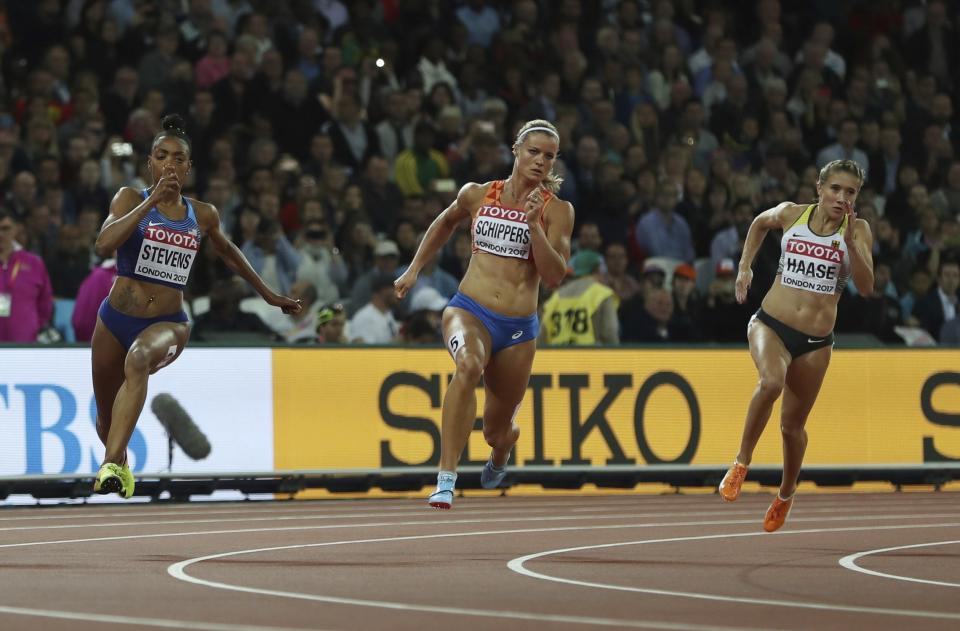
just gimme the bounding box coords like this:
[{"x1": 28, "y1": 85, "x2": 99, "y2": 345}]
[
  {"x1": 748, "y1": 317, "x2": 791, "y2": 379},
  {"x1": 131, "y1": 321, "x2": 192, "y2": 374},
  {"x1": 442, "y1": 307, "x2": 492, "y2": 367},
  {"x1": 782, "y1": 345, "x2": 832, "y2": 422},
  {"x1": 483, "y1": 341, "x2": 536, "y2": 406}
]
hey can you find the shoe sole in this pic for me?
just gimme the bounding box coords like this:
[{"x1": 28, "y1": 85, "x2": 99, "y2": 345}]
[
  {"x1": 95, "y1": 476, "x2": 122, "y2": 495},
  {"x1": 428, "y1": 501, "x2": 451, "y2": 509}
]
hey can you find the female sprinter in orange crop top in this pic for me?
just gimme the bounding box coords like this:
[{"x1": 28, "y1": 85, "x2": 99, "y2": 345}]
[
  {"x1": 394, "y1": 119, "x2": 575, "y2": 508},
  {"x1": 718, "y1": 159, "x2": 874, "y2": 532}
]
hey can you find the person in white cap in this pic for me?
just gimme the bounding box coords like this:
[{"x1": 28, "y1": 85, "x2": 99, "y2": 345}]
[{"x1": 394, "y1": 119, "x2": 574, "y2": 509}]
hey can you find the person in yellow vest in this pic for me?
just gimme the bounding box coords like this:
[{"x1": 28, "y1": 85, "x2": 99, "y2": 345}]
[{"x1": 540, "y1": 250, "x2": 619, "y2": 345}]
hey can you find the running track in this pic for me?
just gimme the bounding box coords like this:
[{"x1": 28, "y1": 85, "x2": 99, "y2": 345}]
[{"x1": 0, "y1": 492, "x2": 957, "y2": 630}]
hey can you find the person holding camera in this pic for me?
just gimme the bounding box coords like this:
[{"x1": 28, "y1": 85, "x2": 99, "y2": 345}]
[
  {"x1": 718, "y1": 160, "x2": 874, "y2": 533},
  {"x1": 89, "y1": 114, "x2": 301, "y2": 499},
  {"x1": 394, "y1": 119, "x2": 574, "y2": 509}
]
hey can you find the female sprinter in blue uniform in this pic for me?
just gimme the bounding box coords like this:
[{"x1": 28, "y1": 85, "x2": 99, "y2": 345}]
[
  {"x1": 718, "y1": 159, "x2": 874, "y2": 531},
  {"x1": 394, "y1": 119, "x2": 575, "y2": 508},
  {"x1": 90, "y1": 115, "x2": 301, "y2": 497}
]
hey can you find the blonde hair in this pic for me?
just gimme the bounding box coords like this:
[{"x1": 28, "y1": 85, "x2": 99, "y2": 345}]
[
  {"x1": 817, "y1": 159, "x2": 866, "y2": 188},
  {"x1": 513, "y1": 119, "x2": 563, "y2": 193}
]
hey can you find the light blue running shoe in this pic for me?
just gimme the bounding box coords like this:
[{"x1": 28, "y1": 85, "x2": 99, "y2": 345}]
[
  {"x1": 428, "y1": 471, "x2": 457, "y2": 509},
  {"x1": 480, "y1": 458, "x2": 507, "y2": 489}
]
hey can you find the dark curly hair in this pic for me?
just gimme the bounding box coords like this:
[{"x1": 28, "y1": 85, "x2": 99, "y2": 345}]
[{"x1": 152, "y1": 113, "x2": 192, "y2": 154}]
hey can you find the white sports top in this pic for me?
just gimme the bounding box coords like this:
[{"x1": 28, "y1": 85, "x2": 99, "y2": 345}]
[{"x1": 777, "y1": 204, "x2": 850, "y2": 295}]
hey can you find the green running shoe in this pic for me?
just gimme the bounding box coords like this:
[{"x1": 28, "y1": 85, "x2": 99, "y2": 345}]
[
  {"x1": 93, "y1": 463, "x2": 124, "y2": 495},
  {"x1": 119, "y1": 464, "x2": 136, "y2": 499}
]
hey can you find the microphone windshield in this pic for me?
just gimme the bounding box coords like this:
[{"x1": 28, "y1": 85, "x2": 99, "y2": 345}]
[{"x1": 150, "y1": 393, "x2": 212, "y2": 460}]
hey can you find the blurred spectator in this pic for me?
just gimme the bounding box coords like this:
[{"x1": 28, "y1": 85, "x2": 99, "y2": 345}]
[
  {"x1": 295, "y1": 217, "x2": 346, "y2": 306},
  {"x1": 913, "y1": 259, "x2": 960, "y2": 342},
  {"x1": 196, "y1": 30, "x2": 231, "y2": 89},
  {"x1": 0, "y1": 209, "x2": 53, "y2": 342},
  {"x1": 348, "y1": 273, "x2": 399, "y2": 344},
  {"x1": 241, "y1": 218, "x2": 302, "y2": 296},
  {"x1": 394, "y1": 121, "x2": 450, "y2": 196},
  {"x1": 599, "y1": 241, "x2": 641, "y2": 303},
  {"x1": 634, "y1": 184, "x2": 696, "y2": 263},
  {"x1": 456, "y1": 0, "x2": 500, "y2": 48},
  {"x1": 541, "y1": 250, "x2": 619, "y2": 346},
  {"x1": 72, "y1": 255, "x2": 117, "y2": 343},
  {"x1": 815, "y1": 119, "x2": 869, "y2": 174},
  {"x1": 620, "y1": 287, "x2": 676, "y2": 343},
  {"x1": 347, "y1": 237, "x2": 399, "y2": 316},
  {"x1": 402, "y1": 286, "x2": 447, "y2": 344},
  {"x1": 359, "y1": 156, "x2": 404, "y2": 235},
  {"x1": 47, "y1": 224, "x2": 90, "y2": 299},
  {"x1": 321, "y1": 90, "x2": 380, "y2": 173},
  {"x1": 417, "y1": 35, "x2": 458, "y2": 96},
  {"x1": 267, "y1": 280, "x2": 321, "y2": 343},
  {"x1": 931, "y1": 161, "x2": 960, "y2": 218},
  {"x1": 839, "y1": 260, "x2": 904, "y2": 344},
  {"x1": 711, "y1": 199, "x2": 755, "y2": 270},
  {"x1": 395, "y1": 237, "x2": 459, "y2": 316},
  {"x1": 670, "y1": 263, "x2": 702, "y2": 341},
  {"x1": 702, "y1": 258, "x2": 753, "y2": 342},
  {"x1": 314, "y1": 302, "x2": 349, "y2": 344},
  {"x1": 192, "y1": 279, "x2": 276, "y2": 342}
]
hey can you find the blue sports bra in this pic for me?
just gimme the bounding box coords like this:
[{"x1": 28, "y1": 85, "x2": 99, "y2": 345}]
[{"x1": 115, "y1": 190, "x2": 201, "y2": 290}]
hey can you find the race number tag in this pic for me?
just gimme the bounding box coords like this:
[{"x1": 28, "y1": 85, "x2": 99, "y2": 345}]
[
  {"x1": 0, "y1": 292, "x2": 10, "y2": 317},
  {"x1": 446, "y1": 331, "x2": 465, "y2": 357},
  {"x1": 135, "y1": 223, "x2": 200, "y2": 285}
]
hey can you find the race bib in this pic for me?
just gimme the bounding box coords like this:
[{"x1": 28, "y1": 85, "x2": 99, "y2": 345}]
[
  {"x1": 0, "y1": 292, "x2": 10, "y2": 317},
  {"x1": 473, "y1": 205, "x2": 531, "y2": 259},
  {"x1": 135, "y1": 223, "x2": 200, "y2": 286},
  {"x1": 780, "y1": 238, "x2": 843, "y2": 295}
]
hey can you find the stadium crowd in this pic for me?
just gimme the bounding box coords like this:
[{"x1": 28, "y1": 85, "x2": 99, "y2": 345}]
[{"x1": 0, "y1": 0, "x2": 958, "y2": 346}]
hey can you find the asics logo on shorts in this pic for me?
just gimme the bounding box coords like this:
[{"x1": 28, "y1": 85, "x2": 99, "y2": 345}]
[{"x1": 511, "y1": 330, "x2": 523, "y2": 339}]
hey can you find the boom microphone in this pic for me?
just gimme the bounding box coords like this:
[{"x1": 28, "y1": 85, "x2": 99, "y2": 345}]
[{"x1": 150, "y1": 393, "x2": 212, "y2": 461}]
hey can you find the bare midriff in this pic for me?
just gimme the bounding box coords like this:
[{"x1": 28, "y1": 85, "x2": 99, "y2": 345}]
[
  {"x1": 109, "y1": 276, "x2": 184, "y2": 318},
  {"x1": 458, "y1": 251, "x2": 540, "y2": 317},
  {"x1": 761, "y1": 282, "x2": 840, "y2": 337}
]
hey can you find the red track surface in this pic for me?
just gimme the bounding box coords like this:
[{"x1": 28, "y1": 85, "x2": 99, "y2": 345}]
[{"x1": 0, "y1": 492, "x2": 958, "y2": 630}]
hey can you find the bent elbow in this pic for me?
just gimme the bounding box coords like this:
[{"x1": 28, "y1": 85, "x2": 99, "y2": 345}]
[{"x1": 93, "y1": 239, "x2": 112, "y2": 259}]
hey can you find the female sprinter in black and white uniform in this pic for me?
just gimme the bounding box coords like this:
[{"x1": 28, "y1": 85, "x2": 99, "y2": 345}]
[{"x1": 718, "y1": 159, "x2": 874, "y2": 532}]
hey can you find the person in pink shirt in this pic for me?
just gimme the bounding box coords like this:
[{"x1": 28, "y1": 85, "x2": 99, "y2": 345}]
[
  {"x1": 72, "y1": 257, "x2": 118, "y2": 342},
  {"x1": 0, "y1": 209, "x2": 53, "y2": 342}
]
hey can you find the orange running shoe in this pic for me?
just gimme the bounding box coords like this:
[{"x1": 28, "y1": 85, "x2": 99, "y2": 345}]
[
  {"x1": 718, "y1": 461, "x2": 748, "y2": 502},
  {"x1": 763, "y1": 494, "x2": 794, "y2": 532}
]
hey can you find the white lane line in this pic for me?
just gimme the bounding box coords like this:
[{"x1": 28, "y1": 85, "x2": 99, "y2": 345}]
[
  {"x1": 166, "y1": 523, "x2": 960, "y2": 625},
  {"x1": 0, "y1": 604, "x2": 322, "y2": 630},
  {"x1": 0, "y1": 494, "x2": 945, "y2": 523},
  {"x1": 507, "y1": 524, "x2": 960, "y2": 621},
  {"x1": 0, "y1": 498, "x2": 650, "y2": 522},
  {"x1": 2, "y1": 503, "x2": 950, "y2": 533},
  {"x1": 167, "y1": 535, "x2": 750, "y2": 631},
  {"x1": 839, "y1": 540, "x2": 960, "y2": 588},
  {"x1": 3, "y1": 512, "x2": 959, "y2": 550}
]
